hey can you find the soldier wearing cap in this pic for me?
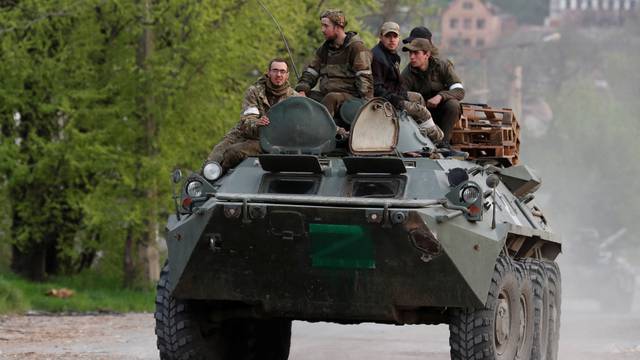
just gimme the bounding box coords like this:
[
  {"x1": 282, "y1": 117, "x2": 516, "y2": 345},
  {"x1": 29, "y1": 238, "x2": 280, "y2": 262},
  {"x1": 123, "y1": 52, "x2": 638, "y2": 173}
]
[
  {"x1": 401, "y1": 37, "x2": 465, "y2": 146},
  {"x1": 295, "y1": 9, "x2": 373, "y2": 122},
  {"x1": 402, "y1": 26, "x2": 433, "y2": 44},
  {"x1": 371, "y1": 22, "x2": 443, "y2": 142},
  {"x1": 207, "y1": 58, "x2": 297, "y2": 170}
]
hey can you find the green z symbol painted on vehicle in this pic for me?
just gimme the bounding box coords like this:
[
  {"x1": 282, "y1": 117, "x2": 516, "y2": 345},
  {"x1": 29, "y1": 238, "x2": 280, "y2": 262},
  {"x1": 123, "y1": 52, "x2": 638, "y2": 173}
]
[{"x1": 309, "y1": 224, "x2": 375, "y2": 269}]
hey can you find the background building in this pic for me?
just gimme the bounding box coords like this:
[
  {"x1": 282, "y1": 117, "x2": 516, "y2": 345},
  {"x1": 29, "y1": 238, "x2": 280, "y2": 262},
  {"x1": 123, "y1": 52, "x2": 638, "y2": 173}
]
[
  {"x1": 547, "y1": 0, "x2": 639, "y2": 26},
  {"x1": 441, "y1": 0, "x2": 517, "y2": 51}
]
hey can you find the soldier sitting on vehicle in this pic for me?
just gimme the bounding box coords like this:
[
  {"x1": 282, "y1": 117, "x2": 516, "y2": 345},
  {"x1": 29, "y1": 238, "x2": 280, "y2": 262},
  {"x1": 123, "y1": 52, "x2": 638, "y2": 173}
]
[
  {"x1": 401, "y1": 33, "x2": 465, "y2": 148},
  {"x1": 371, "y1": 21, "x2": 443, "y2": 142},
  {"x1": 295, "y1": 9, "x2": 373, "y2": 133},
  {"x1": 207, "y1": 58, "x2": 297, "y2": 170}
]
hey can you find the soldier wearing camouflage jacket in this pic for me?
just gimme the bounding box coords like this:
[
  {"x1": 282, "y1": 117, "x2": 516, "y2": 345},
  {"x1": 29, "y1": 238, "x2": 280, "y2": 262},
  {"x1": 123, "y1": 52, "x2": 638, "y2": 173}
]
[{"x1": 208, "y1": 59, "x2": 297, "y2": 170}]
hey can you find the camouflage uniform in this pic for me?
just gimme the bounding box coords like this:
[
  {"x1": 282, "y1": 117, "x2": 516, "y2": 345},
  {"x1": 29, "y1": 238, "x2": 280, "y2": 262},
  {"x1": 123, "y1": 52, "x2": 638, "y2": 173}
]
[
  {"x1": 406, "y1": 91, "x2": 444, "y2": 142},
  {"x1": 295, "y1": 32, "x2": 373, "y2": 116},
  {"x1": 208, "y1": 76, "x2": 297, "y2": 169}
]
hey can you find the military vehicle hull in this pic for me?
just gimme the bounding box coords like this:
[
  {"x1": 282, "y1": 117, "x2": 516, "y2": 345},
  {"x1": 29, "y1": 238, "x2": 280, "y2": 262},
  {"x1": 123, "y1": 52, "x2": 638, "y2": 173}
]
[
  {"x1": 156, "y1": 97, "x2": 561, "y2": 360},
  {"x1": 166, "y1": 159, "x2": 557, "y2": 324}
]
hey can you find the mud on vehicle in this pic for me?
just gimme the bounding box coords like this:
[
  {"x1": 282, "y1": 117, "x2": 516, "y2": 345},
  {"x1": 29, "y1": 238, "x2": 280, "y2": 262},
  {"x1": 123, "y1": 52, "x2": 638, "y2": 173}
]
[{"x1": 155, "y1": 97, "x2": 561, "y2": 360}]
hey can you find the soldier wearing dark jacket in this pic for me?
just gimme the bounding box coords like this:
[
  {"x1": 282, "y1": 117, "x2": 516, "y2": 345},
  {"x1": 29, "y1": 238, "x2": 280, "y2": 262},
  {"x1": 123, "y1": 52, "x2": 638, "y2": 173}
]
[
  {"x1": 296, "y1": 9, "x2": 373, "y2": 120},
  {"x1": 371, "y1": 22, "x2": 443, "y2": 142},
  {"x1": 402, "y1": 38, "x2": 465, "y2": 145}
]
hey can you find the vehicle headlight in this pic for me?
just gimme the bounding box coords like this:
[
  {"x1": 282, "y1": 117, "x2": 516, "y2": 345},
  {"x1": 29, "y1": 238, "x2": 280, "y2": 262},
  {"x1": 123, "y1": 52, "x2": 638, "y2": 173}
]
[
  {"x1": 202, "y1": 161, "x2": 223, "y2": 181},
  {"x1": 186, "y1": 180, "x2": 203, "y2": 197},
  {"x1": 460, "y1": 185, "x2": 481, "y2": 204}
]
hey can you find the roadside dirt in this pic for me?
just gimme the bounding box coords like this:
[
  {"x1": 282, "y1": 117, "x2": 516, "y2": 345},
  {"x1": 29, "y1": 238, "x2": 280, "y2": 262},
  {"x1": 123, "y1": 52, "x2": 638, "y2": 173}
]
[
  {"x1": 1, "y1": 310, "x2": 640, "y2": 360},
  {"x1": 0, "y1": 313, "x2": 153, "y2": 360}
]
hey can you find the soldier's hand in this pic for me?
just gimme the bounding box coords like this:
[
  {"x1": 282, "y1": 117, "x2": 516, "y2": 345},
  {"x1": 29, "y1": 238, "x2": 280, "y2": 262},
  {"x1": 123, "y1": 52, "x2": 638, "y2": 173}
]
[
  {"x1": 256, "y1": 116, "x2": 270, "y2": 126},
  {"x1": 336, "y1": 127, "x2": 349, "y2": 140},
  {"x1": 427, "y1": 95, "x2": 443, "y2": 108}
]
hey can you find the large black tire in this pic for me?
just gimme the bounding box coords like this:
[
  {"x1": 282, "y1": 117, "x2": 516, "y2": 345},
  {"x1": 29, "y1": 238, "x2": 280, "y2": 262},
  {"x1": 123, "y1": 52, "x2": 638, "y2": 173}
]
[
  {"x1": 524, "y1": 259, "x2": 549, "y2": 360},
  {"x1": 514, "y1": 260, "x2": 535, "y2": 359},
  {"x1": 449, "y1": 255, "x2": 525, "y2": 360},
  {"x1": 543, "y1": 260, "x2": 561, "y2": 360},
  {"x1": 525, "y1": 259, "x2": 562, "y2": 360},
  {"x1": 155, "y1": 263, "x2": 292, "y2": 360}
]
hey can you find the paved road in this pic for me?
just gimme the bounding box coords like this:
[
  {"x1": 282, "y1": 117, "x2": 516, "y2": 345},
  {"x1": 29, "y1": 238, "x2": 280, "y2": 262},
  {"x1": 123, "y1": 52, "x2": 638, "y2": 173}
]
[{"x1": 1, "y1": 307, "x2": 640, "y2": 359}]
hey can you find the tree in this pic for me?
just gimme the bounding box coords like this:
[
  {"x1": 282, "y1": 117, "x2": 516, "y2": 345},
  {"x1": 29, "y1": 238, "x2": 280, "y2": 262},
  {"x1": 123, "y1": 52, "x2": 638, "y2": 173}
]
[{"x1": 0, "y1": 0, "x2": 376, "y2": 285}]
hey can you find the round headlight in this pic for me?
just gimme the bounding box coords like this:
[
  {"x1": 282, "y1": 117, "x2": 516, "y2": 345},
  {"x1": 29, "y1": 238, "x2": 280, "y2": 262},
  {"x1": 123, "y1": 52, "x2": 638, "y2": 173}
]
[
  {"x1": 461, "y1": 185, "x2": 481, "y2": 204},
  {"x1": 203, "y1": 162, "x2": 223, "y2": 181},
  {"x1": 186, "y1": 180, "x2": 203, "y2": 197}
]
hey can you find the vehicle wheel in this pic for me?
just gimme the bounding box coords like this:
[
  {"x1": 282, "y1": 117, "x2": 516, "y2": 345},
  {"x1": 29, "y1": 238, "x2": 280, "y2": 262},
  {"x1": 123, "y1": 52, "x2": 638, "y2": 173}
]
[
  {"x1": 449, "y1": 254, "x2": 522, "y2": 360},
  {"x1": 155, "y1": 263, "x2": 291, "y2": 360},
  {"x1": 543, "y1": 260, "x2": 561, "y2": 360},
  {"x1": 524, "y1": 259, "x2": 548, "y2": 360},
  {"x1": 514, "y1": 260, "x2": 535, "y2": 359},
  {"x1": 155, "y1": 263, "x2": 226, "y2": 360}
]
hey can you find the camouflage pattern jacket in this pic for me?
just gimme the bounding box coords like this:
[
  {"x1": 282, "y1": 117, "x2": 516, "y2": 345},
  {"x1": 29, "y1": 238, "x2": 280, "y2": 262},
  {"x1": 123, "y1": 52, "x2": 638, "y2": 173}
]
[
  {"x1": 295, "y1": 32, "x2": 373, "y2": 99},
  {"x1": 230, "y1": 76, "x2": 297, "y2": 140},
  {"x1": 401, "y1": 57, "x2": 465, "y2": 103}
]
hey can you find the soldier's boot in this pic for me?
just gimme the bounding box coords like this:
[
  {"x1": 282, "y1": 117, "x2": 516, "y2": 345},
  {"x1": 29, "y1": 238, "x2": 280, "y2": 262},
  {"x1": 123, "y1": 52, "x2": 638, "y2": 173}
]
[{"x1": 418, "y1": 119, "x2": 444, "y2": 143}]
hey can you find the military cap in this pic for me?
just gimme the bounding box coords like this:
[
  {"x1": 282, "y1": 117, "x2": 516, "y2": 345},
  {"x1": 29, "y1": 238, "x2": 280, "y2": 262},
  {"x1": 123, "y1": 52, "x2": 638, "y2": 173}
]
[
  {"x1": 402, "y1": 26, "x2": 433, "y2": 44},
  {"x1": 320, "y1": 9, "x2": 347, "y2": 28},
  {"x1": 379, "y1": 21, "x2": 400, "y2": 36},
  {"x1": 402, "y1": 38, "x2": 434, "y2": 52}
]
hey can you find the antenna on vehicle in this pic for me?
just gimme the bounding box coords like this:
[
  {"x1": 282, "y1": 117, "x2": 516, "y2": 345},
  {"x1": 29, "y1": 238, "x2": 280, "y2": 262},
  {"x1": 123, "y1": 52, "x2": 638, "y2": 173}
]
[
  {"x1": 256, "y1": 0, "x2": 301, "y2": 81},
  {"x1": 486, "y1": 174, "x2": 500, "y2": 229}
]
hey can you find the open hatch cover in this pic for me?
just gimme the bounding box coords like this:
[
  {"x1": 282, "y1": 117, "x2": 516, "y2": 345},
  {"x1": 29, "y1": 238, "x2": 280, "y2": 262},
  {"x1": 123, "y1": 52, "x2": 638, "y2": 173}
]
[
  {"x1": 260, "y1": 97, "x2": 337, "y2": 155},
  {"x1": 349, "y1": 98, "x2": 399, "y2": 156}
]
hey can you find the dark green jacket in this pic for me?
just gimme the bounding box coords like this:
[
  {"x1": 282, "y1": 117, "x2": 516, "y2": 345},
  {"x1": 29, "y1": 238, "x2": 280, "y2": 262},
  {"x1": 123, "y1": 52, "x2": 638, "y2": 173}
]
[
  {"x1": 296, "y1": 32, "x2": 373, "y2": 99},
  {"x1": 401, "y1": 57, "x2": 465, "y2": 102}
]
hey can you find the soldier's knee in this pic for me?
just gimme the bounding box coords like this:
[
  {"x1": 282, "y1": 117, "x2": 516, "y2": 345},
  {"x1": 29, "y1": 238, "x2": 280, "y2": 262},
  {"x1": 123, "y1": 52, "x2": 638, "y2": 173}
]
[
  {"x1": 407, "y1": 91, "x2": 425, "y2": 105},
  {"x1": 322, "y1": 92, "x2": 343, "y2": 106},
  {"x1": 441, "y1": 99, "x2": 461, "y2": 115},
  {"x1": 322, "y1": 92, "x2": 350, "y2": 116},
  {"x1": 221, "y1": 141, "x2": 261, "y2": 169}
]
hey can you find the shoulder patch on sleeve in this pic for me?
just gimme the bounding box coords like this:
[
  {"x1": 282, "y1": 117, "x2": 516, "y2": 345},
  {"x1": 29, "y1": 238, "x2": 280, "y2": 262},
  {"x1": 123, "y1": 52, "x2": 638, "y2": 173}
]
[{"x1": 242, "y1": 106, "x2": 259, "y2": 116}]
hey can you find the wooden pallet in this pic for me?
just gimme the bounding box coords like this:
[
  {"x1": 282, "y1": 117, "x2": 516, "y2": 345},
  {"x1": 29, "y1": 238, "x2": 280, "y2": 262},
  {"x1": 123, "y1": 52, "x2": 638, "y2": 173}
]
[
  {"x1": 451, "y1": 127, "x2": 517, "y2": 146},
  {"x1": 451, "y1": 104, "x2": 521, "y2": 166}
]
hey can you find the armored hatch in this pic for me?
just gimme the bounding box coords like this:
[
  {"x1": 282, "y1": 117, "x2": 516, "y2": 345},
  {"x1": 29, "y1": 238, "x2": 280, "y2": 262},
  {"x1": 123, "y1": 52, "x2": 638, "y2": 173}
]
[{"x1": 260, "y1": 97, "x2": 337, "y2": 155}]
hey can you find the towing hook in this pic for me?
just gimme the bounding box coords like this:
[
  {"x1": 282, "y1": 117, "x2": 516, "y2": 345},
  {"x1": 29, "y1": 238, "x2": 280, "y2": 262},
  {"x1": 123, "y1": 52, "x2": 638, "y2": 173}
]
[{"x1": 391, "y1": 211, "x2": 407, "y2": 225}]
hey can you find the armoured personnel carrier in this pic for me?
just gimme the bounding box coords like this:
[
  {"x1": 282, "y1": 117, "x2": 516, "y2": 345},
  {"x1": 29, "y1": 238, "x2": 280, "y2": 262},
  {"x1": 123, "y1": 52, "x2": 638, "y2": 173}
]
[{"x1": 155, "y1": 97, "x2": 561, "y2": 360}]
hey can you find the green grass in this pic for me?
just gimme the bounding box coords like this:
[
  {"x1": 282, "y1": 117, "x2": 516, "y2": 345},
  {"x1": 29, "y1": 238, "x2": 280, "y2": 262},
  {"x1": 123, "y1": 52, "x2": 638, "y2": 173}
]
[{"x1": 0, "y1": 271, "x2": 155, "y2": 315}]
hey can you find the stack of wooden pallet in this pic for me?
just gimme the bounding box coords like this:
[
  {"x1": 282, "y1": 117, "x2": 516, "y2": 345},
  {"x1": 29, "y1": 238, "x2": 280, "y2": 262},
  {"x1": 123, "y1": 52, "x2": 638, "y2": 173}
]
[{"x1": 450, "y1": 104, "x2": 520, "y2": 166}]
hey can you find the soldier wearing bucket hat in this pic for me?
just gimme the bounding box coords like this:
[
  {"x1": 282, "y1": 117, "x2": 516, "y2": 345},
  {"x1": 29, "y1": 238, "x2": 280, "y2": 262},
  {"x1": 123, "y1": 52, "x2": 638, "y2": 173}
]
[
  {"x1": 371, "y1": 22, "x2": 443, "y2": 142},
  {"x1": 401, "y1": 38, "x2": 465, "y2": 147}
]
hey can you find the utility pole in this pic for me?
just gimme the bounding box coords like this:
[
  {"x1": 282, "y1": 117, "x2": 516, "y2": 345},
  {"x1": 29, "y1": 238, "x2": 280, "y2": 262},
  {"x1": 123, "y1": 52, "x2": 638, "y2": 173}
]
[{"x1": 510, "y1": 65, "x2": 523, "y2": 118}]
